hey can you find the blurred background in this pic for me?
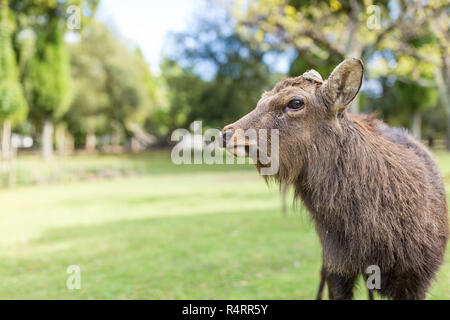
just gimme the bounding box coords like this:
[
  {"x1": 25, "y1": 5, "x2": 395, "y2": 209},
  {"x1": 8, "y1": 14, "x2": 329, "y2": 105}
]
[{"x1": 0, "y1": 0, "x2": 448, "y2": 299}]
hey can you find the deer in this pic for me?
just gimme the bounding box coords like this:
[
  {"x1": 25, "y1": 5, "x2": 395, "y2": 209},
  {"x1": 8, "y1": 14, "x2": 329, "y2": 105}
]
[{"x1": 221, "y1": 58, "x2": 449, "y2": 300}]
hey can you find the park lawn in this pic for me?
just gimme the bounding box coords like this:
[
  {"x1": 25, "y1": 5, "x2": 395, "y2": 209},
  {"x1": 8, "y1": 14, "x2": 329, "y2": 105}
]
[{"x1": 0, "y1": 152, "x2": 449, "y2": 299}]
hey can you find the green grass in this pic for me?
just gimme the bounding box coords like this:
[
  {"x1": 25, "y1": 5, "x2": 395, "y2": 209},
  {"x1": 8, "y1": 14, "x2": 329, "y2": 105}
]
[
  {"x1": 0, "y1": 151, "x2": 449, "y2": 299},
  {"x1": 9, "y1": 151, "x2": 253, "y2": 187}
]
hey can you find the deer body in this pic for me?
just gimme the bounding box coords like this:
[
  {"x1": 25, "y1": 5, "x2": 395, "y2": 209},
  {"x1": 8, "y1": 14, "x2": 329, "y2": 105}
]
[
  {"x1": 300, "y1": 114, "x2": 448, "y2": 299},
  {"x1": 222, "y1": 59, "x2": 449, "y2": 299}
]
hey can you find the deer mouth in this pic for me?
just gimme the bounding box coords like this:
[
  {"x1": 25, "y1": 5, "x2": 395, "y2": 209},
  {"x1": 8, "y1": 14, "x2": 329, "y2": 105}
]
[{"x1": 226, "y1": 144, "x2": 256, "y2": 158}]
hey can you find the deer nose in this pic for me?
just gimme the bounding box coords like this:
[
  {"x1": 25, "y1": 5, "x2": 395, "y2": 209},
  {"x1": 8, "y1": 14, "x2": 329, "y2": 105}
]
[{"x1": 221, "y1": 127, "x2": 235, "y2": 147}]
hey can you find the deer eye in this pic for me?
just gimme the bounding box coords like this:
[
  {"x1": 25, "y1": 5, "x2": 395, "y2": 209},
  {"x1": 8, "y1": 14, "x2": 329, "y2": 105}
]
[{"x1": 285, "y1": 99, "x2": 304, "y2": 112}]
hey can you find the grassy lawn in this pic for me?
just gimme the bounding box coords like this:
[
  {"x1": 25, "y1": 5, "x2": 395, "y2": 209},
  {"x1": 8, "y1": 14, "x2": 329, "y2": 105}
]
[{"x1": 0, "y1": 151, "x2": 449, "y2": 299}]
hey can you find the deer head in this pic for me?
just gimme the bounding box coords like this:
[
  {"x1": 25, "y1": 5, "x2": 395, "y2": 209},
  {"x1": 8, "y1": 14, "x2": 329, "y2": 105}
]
[{"x1": 221, "y1": 58, "x2": 364, "y2": 181}]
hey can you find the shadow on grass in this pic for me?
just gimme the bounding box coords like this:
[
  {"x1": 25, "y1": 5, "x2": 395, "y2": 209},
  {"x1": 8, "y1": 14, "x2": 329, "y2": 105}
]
[
  {"x1": 1, "y1": 207, "x2": 448, "y2": 299},
  {"x1": 0, "y1": 208, "x2": 322, "y2": 299}
]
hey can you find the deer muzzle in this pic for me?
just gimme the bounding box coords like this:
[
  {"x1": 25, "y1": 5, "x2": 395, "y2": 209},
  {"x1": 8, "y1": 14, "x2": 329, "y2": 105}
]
[{"x1": 221, "y1": 125, "x2": 256, "y2": 157}]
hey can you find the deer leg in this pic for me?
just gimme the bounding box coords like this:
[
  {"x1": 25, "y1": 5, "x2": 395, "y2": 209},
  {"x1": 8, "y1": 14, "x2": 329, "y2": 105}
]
[
  {"x1": 326, "y1": 272, "x2": 358, "y2": 300},
  {"x1": 361, "y1": 269, "x2": 375, "y2": 300},
  {"x1": 390, "y1": 272, "x2": 427, "y2": 300},
  {"x1": 316, "y1": 265, "x2": 327, "y2": 300}
]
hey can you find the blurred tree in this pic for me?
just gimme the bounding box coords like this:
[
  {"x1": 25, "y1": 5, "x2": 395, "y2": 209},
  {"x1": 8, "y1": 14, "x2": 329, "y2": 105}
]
[
  {"x1": 66, "y1": 21, "x2": 110, "y2": 150},
  {"x1": 67, "y1": 21, "x2": 155, "y2": 150},
  {"x1": 0, "y1": 0, "x2": 27, "y2": 186},
  {"x1": 424, "y1": 2, "x2": 450, "y2": 148},
  {"x1": 232, "y1": 0, "x2": 433, "y2": 114},
  {"x1": 28, "y1": 14, "x2": 72, "y2": 160},
  {"x1": 9, "y1": 0, "x2": 99, "y2": 159},
  {"x1": 0, "y1": 0, "x2": 28, "y2": 150},
  {"x1": 156, "y1": 10, "x2": 273, "y2": 142},
  {"x1": 156, "y1": 58, "x2": 206, "y2": 136},
  {"x1": 367, "y1": 78, "x2": 438, "y2": 139},
  {"x1": 10, "y1": 0, "x2": 100, "y2": 29},
  {"x1": 368, "y1": 1, "x2": 448, "y2": 146},
  {"x1": 127, "y1": 48, "x2": 158, "y2": 134},
  {"x1": 96, "y1": 31, "x2": 154, "y2": 149}
]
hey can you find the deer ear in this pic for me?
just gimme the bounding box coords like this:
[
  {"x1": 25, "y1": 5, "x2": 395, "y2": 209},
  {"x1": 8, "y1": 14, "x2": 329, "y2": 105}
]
[{"x1": 321, "y1": 58, "x2": 364, "y2": 112}]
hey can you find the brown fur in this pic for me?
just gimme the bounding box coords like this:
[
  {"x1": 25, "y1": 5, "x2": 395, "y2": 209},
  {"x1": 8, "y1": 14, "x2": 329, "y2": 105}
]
[{"x1": 222, "y1": 59, "x2": 449, "y2": 300}]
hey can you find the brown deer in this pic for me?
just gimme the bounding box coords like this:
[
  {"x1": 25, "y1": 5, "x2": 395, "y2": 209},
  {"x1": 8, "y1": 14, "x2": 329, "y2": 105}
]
[{"x1": 221, "y1": 58, "x2": 449, "y2": 300}]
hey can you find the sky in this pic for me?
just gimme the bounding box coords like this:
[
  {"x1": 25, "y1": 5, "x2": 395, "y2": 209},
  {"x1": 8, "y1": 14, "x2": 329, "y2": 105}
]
[
  {"x1": 90, "y1": 0, "x2": 394, "y2": 83},
  {"x1": 95, "y1": 0, "x2": 292, "y2": 78},
  {"x1": 96, "y1": 0, "x2": 201, "y2": 74}
]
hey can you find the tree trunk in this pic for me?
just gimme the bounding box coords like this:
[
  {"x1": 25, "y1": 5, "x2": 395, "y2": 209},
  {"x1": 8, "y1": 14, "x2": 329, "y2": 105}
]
[
  {"x1": 85, "y1": 131, "x2": 96, "y2": 153},
  {"x1": 111, "y1": 127, "x2": 121, "y2": 153},
  {"x1": 446, "y1": 113, "x2": 450, "y2": 151},
  {"x1": 348, "y1": 97, "x2": 359, "y2": 114},
  {"x1": 344, "y1": 1, "x2": 363, "y2": 114},
  {"x1": 435, "y1": 69, "x2": 450, "y2": 150},
  {"x1": 42, "y1": 118, "x2": 53, "y2": 161},
  {"x1": 66, "y1": 133, "x2": 75, "y2": 155},
  {"x1": 410, "y1": 111, "x2": 422, "y2": 140},
  {"x1": 2, "y1": 119, "x2": 15, "y2": 188},
  {"x1": 2, "y1": 119, "x2": 11, "y2": 162},
  {"x1": 55, "y1": 124, "x2": 66, "y2": 157},
  {"x1": 112, "y1": 130, "x2": 120, "y2": 147},
  {"x1": 130, "y1": 136, "x2": 140, "y2": 153},
  {"x1": 443, "y1": 106, "x2": 450, "y2": 150}
]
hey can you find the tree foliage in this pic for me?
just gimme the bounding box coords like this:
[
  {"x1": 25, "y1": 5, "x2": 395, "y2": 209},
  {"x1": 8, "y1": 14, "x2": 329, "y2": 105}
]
[
  {"x1": 155, "y1": 11, "x2": 273, "y2": 138},
  {"x1": 0, "y1": 0, "x2": 27, "y2": 124},
  {"x1": 1, "y1": 0, "x2": 449, "y2": 155},
  {"x1": 28, "y1": 15, "x2": 72, "y2": 122},
  {"x1": 67, "y1": 22, "x2": 156, "y2": 145},
  {"x1": 232, "y1": 0, "x2": 445, "y2": 114}
]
